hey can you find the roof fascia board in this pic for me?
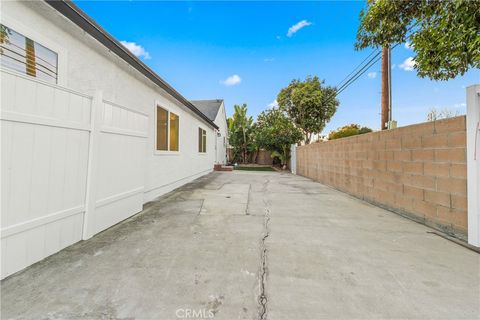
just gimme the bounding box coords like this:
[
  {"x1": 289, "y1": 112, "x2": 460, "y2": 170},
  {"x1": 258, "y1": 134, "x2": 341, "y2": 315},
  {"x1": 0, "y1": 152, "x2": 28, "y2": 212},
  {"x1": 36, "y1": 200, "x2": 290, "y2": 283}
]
[{"x1": 44, "y1": 0, "x2": 218, "y2": 129}]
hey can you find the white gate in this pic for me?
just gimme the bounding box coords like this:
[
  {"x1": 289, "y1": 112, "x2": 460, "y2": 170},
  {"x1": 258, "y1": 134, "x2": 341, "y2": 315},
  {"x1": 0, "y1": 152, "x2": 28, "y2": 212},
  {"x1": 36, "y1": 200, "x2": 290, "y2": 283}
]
[
  {"x1": 1, "y1": 70, "x2": 148, "y2": 278},
  {"x1": 83, "y1": 98, "x2": 148, "y2": 238}
]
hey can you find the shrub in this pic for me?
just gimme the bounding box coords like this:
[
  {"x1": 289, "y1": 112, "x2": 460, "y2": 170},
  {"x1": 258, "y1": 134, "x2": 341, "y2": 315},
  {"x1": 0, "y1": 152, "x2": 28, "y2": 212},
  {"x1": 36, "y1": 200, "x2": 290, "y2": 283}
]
[{"x1": 328, "y1": 124, "x2": 372, "y2": 140}]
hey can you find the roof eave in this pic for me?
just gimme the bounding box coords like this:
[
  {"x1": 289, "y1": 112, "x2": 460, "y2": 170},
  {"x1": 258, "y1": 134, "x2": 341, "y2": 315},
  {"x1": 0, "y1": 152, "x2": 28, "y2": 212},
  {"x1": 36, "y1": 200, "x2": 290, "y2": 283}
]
[{"x1": 44, "y1": 0, "x2": 218, "y2": 129}]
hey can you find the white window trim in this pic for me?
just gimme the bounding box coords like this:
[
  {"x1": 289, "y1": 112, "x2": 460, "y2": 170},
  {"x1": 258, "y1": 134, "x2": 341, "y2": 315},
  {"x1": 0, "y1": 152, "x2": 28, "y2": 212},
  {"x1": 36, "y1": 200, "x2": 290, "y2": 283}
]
[
  {"x1": 154, "y1": 103, "x2": 180, "y2": 155},
  {"x1": 1, "y1": 14, "x2": 68, "y2": 86}
]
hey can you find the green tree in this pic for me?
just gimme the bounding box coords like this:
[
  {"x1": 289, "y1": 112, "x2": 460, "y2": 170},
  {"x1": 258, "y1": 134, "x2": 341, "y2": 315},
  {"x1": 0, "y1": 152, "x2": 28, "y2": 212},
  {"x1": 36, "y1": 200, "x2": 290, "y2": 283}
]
[
  {"x1": 228, "y1": 104, "x2": 254, "y2": 163},
  {"x1": 328, "y1": 124, "x2": 373, "y2": 140},
  {"x1": 254, "y1": 108, "x2": 303, "y2": 169},
  {"x1": 277, "y1": 76, "x2": 339, "y2": 144},
  {"x1": 356, "y1": 0, "x2": 480, "y2": 80}
]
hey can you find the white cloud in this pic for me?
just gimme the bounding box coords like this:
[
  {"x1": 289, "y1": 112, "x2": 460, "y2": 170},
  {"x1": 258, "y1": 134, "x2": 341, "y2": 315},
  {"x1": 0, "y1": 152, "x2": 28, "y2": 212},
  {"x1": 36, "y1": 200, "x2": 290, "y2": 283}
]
[
  {"x1": 453, "y1": 102, "x2": 466, "y2": 109},
  {"x1": 221, "y1": 74, "x2": 241, "y2": 86},
  {"x1": 367, "y1": 72, "x2": 377, "y2": 79},
  {"x1": 405, "y1": 42, "x2": 413, "y2": 49},
  {"x1": 391, "y1": 64, "x2": 396, "y2": 70},
  {"x1": 267, "y1": 100, "x2": 278, "y2": 109},
  {"x1": 399, "y1": 57, "x2": 415, "y2": 71},
  {"x1": 287, "y1": 20, "x2": 312, "y2": 37},
  {"x1": 276, "y1": 35, "x2": 281, "y2": 40},
  {"x1": 264, "y1": 57, "x2": 275, "y2": 62},
  {"x1": 120, "y1": 41, "x2": 151, "y2": 59}
]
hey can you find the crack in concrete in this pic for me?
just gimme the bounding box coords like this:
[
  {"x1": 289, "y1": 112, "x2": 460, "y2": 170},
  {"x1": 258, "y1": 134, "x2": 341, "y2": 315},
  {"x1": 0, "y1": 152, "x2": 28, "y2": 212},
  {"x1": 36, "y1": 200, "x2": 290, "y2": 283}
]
[
  {"x1": 258, "y1": 178, "x2": 271, "y2": 320},
  {"x1": 197, "y1": 199, "x2": 205, "y2": 215}
]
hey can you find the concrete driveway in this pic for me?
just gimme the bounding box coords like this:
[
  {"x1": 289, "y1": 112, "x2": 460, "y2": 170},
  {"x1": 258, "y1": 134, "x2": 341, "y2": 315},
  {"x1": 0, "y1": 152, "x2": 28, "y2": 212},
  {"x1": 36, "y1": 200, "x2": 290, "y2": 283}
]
[{"x1": 2, "y1": 171, "x2": 479, "y2": 319}]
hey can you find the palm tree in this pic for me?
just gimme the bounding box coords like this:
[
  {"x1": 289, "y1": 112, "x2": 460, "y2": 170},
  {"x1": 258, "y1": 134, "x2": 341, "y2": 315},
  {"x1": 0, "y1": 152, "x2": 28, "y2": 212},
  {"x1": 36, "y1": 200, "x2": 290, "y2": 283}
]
[{"x1": 228, "y1": 104, "x2": 253, "y2": 163}]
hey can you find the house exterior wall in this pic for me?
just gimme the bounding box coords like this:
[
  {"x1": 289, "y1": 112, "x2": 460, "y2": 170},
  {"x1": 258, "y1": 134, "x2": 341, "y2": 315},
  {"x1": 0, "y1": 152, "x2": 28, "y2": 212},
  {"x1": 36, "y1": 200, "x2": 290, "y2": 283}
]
[
  {"x1": 214, "y1": 102, "x2": 228, "y2": 164},
  {"x1": 296, "y1": 116, "x2": 468, "y2": 240},
  {"x1": 1, "y1": 0, "x2": 216, "y2": 278},
  {"x1": 2, "y1": 0, "x2": 216, "y2": 200}
]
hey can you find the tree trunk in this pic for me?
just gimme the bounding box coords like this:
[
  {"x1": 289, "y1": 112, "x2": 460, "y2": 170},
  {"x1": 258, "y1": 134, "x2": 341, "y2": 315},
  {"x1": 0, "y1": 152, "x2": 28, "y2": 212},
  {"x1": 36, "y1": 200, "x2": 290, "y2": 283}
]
[
  {"x1": 242, "y1": 127, "x2": 247, "y2": 163},
  {"x1": 304, "y1": 131, "x2": 311, "y2": 144}
]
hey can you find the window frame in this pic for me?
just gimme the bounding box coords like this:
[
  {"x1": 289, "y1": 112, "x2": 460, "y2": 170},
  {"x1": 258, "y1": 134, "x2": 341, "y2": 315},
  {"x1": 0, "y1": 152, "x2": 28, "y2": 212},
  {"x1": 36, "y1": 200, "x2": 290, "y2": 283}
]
[
  {"x1": 154, "y1": 103, "x2": 180, "y2": 155},
  {"x1": 198, "y1": 127, "x2": 207, "y2": 154},
  {"x1": 0, "y1": 16, "x2": 67, "y2": 85}
]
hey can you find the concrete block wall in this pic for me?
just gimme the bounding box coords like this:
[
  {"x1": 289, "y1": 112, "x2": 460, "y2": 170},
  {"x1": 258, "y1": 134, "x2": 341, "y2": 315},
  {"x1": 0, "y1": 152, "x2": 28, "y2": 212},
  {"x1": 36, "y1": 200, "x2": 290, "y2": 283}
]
[{"x1": 297, "y1": 116, "x2": 467, "y2": 239}]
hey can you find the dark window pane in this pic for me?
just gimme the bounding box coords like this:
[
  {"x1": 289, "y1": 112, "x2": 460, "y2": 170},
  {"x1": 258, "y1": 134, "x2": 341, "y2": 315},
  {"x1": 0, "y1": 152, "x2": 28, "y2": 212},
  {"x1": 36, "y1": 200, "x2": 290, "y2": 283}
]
[
  {"x1": 156, "y1": 106, "x2": 168, "y2": 151},
  {"x1": 202, "y1": 132, "x2": 207, "y2": 153},
  {"x1": 198, "y1": 128, "x2": 202, "y2": 152},
  {"x1": 0, "y1": 24, "x2": 58, "y2": 84},
  {"x1": 169, "y1": 112, "x2": 179, "y2": 151}
]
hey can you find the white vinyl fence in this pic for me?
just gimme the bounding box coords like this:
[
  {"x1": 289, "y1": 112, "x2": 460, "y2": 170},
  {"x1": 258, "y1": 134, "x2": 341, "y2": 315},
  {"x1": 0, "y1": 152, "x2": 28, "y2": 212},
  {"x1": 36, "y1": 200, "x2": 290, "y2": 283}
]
[
  {"x1": 467, "y1": 85, "x2": 480, "y2": 247},
  {"x1": 1, "y1": 69, "x2": 148, "y2": 278}
]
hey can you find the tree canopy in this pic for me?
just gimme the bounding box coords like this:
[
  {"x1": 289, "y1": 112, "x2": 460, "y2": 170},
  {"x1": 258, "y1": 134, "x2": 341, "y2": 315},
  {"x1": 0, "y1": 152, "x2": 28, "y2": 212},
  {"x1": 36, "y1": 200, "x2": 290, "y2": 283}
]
[
  {"x1": 356, "y1": 0, "x2": 480, "y2": 80},
  {"x1": 277, "y1": 76, "x2": 339, "y2": 144},
  {"x1": 254, "y1": 108, "x2": 303, "y2": 166},
  {"x1": 328, "y1": 124, "x2": 372, "y2": 140}
]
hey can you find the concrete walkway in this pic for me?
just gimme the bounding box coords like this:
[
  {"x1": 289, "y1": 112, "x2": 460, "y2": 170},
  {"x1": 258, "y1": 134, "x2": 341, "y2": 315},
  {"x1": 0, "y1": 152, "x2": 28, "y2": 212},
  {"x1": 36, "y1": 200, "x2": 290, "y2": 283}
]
[{"x1": 2, "y1": 171, "x2": 479, "y2": 319}]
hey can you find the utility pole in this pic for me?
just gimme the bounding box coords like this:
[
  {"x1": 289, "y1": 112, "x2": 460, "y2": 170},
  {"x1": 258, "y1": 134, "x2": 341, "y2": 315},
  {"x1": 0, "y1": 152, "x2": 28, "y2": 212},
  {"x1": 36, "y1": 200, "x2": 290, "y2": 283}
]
[{"x1": 381, "y1": 46, "x2": 390, "y2": 130}]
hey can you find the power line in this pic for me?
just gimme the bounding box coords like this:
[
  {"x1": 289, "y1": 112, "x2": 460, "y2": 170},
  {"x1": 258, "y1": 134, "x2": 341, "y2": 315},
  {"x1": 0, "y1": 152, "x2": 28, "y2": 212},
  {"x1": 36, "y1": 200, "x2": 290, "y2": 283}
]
[
  {"x1": 337, "y1": 50, "x2": 382, "y2": 93},
  {"x1": 336, "y1": 49, "x2": 378, "y2": 88}
]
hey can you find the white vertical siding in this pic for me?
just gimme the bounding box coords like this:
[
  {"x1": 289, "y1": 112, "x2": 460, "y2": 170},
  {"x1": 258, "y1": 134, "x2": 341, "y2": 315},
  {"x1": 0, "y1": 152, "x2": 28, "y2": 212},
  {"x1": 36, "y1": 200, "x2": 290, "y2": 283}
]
[{"x1": 1, "y1": 71, "x2": 91, "y2": 278}]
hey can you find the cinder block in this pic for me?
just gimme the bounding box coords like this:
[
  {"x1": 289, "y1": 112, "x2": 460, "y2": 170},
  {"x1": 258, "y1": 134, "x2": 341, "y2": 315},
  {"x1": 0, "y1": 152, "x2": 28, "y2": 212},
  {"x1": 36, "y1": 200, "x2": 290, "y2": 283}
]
[
  {"x1": 387, "y1": 160, "x2": 402, "y2": 173},
  {"x1": 411, "y1": 149, "x2": 434, "y2": 161},
  {"x1": 403, "y1": 162, "x2": 424, "y2": 175},
  {"x1": 401, "y1": 136, "x2": 422, "y2": 149},
  {"x1": 424, "y1": 162, "x2": 450, "y2": 178},
  {"x1": 434, "y1": 116, "x2": 466, "y2": 134},
  {"x1": 394, "y1": 194, "x2": 414, "y2": 212},
  {"x1": 403, "y1": 185, "x2": 424, "y2": 200},
  {"x1": 424, "y1": 190, "x2": 451, "y2": 207},
  {"x1": 434, "y1": 148, "x2": 466, "y2": 163},
  {"x1": 413, "y1": 199, "x2": 437, "y2": 218},
  {"x1": 451, "y1": 194, "x2": 467, "y2": 211},
  {"x1": 436, "y1": 177, "x2": 467, "y2": 195},
  {"x1": 447, "y1": 131, "x2": 466, "y2": 148},
  {"x1": 450, "y1": 163, "x2": 467, "y2": 178},
  {"x1": 436, "y1": 206, "x2": 466, "y2": 230},
  {"x1": 373, "y1": 160, "x2": 386, "y2": 171},
  {"x1": 422, "y1": 134, "x2": 449, "y2": 149},
  {"x1": 377, "y1": 150, "x2": 394, "y2": 160},
  {"x1": 385, "y1": 138, "x2": 402, "y2": 150},
  {"x1": 394, "y1": 150, "x2": 412, "y2": 161},
  {"x1": 404, "y1": 174, "x2": 435, "y2": 190}
]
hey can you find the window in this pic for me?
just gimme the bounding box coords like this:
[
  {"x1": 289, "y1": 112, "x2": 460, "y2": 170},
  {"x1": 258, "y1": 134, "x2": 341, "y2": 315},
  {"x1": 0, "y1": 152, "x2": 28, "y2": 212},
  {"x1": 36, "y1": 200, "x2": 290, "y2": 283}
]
[
  {"x1": 0, "y1": 24, "x2": 58, "y2": 84},
  {"x1": 169, "y1": 112, "x2": 179, "y2": 151},
  {"x1": 198, "y1": 128, "x2": 206, "y2": 153},
  {"x1": 156, "y1": 106, "x2": 179, "y2": 152}
]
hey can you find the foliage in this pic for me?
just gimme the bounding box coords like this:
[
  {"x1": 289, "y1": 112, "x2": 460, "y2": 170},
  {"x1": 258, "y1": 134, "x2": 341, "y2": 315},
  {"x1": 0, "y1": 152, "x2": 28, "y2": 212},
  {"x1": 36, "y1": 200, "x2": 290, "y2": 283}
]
[
  {"x1": 355, "y1": 0, "x2": 480, "y2": 80},
  {"x1": 254, "y1": 108, "x2": 303, "y2": 167},
  {"x1": 0, "y1": 25, "x2": 12, "y2": 55},
  {"x1": 427, "y1": 107, "x2": 461, "y2": 121},
  {"x1": 0, "y1": 24, "x2": 11, "y2": 44},
  {"x1": 227, "y1": 104, "x2": 254, "y2": 163},
  {"x1": 277, "y1": 76, "x2": 339, "y2": 144},
  {"x1": 328, "y1": 124, "x2": 373, "y2": 140}
]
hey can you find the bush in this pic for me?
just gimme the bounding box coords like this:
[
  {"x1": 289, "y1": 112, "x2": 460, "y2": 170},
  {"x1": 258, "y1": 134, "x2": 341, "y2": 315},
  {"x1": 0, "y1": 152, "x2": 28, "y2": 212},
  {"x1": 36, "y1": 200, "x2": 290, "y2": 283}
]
[{"x1": 328, "y1": 124, "x2": 372, "y2": 140}]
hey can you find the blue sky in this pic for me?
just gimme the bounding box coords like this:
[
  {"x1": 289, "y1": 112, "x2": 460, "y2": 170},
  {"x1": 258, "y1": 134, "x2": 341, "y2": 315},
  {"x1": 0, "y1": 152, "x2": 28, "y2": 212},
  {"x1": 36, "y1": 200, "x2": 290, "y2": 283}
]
[{"x1": 75, "y1": 1, "x2": 479, "y2": 133}]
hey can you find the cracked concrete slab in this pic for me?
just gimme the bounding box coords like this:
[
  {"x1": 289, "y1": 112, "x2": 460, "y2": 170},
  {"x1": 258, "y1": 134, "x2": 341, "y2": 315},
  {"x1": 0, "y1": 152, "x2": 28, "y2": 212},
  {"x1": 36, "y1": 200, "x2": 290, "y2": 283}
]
[{"x1": 1, "y1": 171, "x2": 479, "y2": 319}]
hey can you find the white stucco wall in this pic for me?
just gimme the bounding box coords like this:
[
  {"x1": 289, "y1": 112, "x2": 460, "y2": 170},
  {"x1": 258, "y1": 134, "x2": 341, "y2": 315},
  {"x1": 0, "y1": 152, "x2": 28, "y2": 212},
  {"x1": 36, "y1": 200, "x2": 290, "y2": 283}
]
[
  {"x1": 2, "y1": 0, "x2": 216, "y2": 202},
  {"x1": 214, "y1": 102, "x2": 228, "y2": 164}
]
